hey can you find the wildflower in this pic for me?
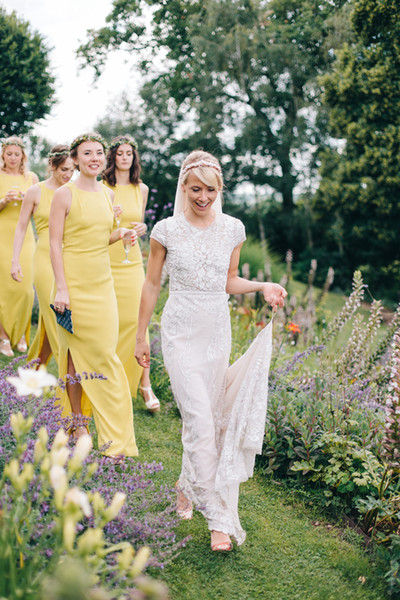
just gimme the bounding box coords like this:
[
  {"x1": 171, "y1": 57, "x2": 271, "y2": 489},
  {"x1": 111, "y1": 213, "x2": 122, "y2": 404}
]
[
  {"x1": 64, "y1": 488, "x2": 92, "y2": 517},
  {"x1": 129, "y1": 546, "x2": 151, "y2": 577},
  {"x1": 50, "y1": 446, "x2": 70, "y2": 467},
  {"x1": 237, "y1": 306, "x2": 252, "y2": 316},
  {"x1": 4, "y1": 459, "x2": 34, "y2": 492},
  {"x1": 10, "y1": 411, "x2": 33, "y2": 439},
  {"x1": 105, "y1": 492, "x2": 126, "y2": 521},
  {"x1": 63, "y1": 516, "x2": 77, "y2": 552},
  {"x1": 50, "y1": 465, "x2": 68, "y2": 508},
  {"x1": 7, "y1": 366, "x2": 57, "y2": 397},
  {"x1": 117, "y1": 543, "x2": 135, "y2": 570},
  {"x1": 33, "y1": 427, "x2": 49, "y2": 463},
  {"x1": 69, "y1": 434, "x2": 93, "y2": 472},
  {"x1": 52, "y1": 428, "x2": 69, "y2": 451},
  {"x1": 77, "y1": 527, "x2": 103, "y2": 554},
  {"x1": 287, "y1": 322, "x2": 301, "y2": 335}
]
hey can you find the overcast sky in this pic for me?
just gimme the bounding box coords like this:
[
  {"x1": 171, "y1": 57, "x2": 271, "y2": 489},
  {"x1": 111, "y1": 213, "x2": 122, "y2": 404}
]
[{"x1": 4, "y1": 0, "x2": 139, "y2": 143}]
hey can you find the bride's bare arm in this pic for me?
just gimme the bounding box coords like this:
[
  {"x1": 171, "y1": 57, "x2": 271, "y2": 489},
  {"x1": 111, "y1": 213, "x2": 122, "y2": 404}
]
[
  {"x1": 226, "y1": 244, "x2": 287, "y2": 311},
  {"x1": 135, "y1": 239, "x2": 167, "y2": 367}
]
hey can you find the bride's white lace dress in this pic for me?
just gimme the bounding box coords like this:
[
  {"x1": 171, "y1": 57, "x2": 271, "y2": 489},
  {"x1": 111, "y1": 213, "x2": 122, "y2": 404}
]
[{"x1": 151, "y1": 211, "x2": 272, "y2": 545}]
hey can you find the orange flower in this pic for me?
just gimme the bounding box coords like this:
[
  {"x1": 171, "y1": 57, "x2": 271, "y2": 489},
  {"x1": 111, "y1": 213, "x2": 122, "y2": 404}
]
[
  {"x1": 255, "y1": 321, "x2": 266, "y2": 329},
  {"x1": 287, "y1": 321, "x2": 300, "y2": 334}
]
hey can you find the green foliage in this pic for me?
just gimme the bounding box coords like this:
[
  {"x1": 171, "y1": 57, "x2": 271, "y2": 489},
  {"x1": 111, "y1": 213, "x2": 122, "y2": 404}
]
[
  {"x1": 0, "y1": 7, "x2": 55, "y2": 136},
  {"x1": 315, "y1": 0, "x2": 400, "y2": 300},
  {"x1": 0, "y1": 414, "x2": 164, "y2": 600},
  {"x1": 291, "y1": 432, "x2": 383, "y2": 503},
  {"x1": 80, "y1": 0, "x2": 353, "y2": 211}
]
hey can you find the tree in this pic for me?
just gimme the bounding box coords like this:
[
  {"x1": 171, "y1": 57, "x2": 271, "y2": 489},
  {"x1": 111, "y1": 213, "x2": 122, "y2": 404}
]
[
  {"x1": 0, "y1": 8, "x2": 55, "y2": 136},
  {"x1": 78, "y1": 0, "x2": 351, "y2": 212},
  {"x1": 314, "y1": 0, "x2": 400, "y2": 300}
]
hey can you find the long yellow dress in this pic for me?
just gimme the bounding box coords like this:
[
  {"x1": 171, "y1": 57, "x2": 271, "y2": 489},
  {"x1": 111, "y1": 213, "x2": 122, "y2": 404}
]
[
  {"x1": 28, "y1": 182, "x2": 58, "y2": 364},
  {"x1": 56, "y1": 182, "x2": 138, "y2": 457},
  {"x1": 106, "y1": 183, "x2": 147, "y2": 396},
  {"x1": 0, "y1": 171, "x2": 35, "y2": 347}
]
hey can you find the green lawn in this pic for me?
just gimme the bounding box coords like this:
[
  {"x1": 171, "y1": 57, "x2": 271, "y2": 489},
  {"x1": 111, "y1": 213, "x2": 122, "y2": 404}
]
[
  {"x1": 133, "y1": 395, "x2": 387, "y2": 600},
  {"x1": 0, "y1": 293, "x2": 390, "y2": 600}
]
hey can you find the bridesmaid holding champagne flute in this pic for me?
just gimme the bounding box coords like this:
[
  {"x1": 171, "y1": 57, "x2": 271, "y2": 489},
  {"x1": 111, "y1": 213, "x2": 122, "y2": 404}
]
[
  {"x1": 11, "y1": 145, "x2": 74, "y2": 366},
  {"x1": 104, "y1": 135, "x2": 160, "y2": 412}
]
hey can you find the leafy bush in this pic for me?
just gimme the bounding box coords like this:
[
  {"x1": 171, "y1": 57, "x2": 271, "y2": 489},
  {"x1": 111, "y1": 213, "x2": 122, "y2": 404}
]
[{"x1": 257, "y1": 271, "x2": 400, "y2": 594}]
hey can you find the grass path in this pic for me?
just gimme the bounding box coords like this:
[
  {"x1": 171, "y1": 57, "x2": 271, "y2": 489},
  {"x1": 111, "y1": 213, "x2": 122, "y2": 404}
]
[
  {"x1": 133, "y1": 396, "x2": 387, "y2": 600},
  {"x1": 0, "y1": 339, "x2": 387, "y2": 599}
]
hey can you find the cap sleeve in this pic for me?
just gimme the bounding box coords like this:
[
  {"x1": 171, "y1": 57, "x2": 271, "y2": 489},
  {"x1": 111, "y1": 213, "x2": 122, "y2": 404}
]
[
  {"x1": 234, "y1": 219, "x2": 246, "y2": 248},
  {"x1": 150, "y1": 219, "x2": 167, "y2": 248}
]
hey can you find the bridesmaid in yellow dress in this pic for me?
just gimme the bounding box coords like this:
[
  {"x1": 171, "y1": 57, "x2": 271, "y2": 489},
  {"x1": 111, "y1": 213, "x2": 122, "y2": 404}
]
[
  {"x1": 103, "y1": 134, "x2": 160, "y2": 412},
  {"x1": 49, "y1": 132, "x2": 138, "y2": 456},
  {"x1": 0, "y1": 136, "x2": 38, "y2": 357},
  {"x1": 11, "y1": 145, "x2": 74, "y2": 366}
]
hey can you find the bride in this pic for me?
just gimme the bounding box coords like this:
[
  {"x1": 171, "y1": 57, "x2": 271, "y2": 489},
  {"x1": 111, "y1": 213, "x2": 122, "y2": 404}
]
[{"x1": 135, "y1": 150, "x2": 286, "y2": 552}]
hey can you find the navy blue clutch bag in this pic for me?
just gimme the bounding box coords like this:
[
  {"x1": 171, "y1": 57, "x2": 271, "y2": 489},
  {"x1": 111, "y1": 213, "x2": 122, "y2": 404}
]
[{"x1": 50, "y1": 304, "x2": 74, "y2": 334}]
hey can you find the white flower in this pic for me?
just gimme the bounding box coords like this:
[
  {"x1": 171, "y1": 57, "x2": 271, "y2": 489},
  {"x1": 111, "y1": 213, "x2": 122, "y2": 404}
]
[
  {"x1": 7, "y1": 367, "x2": 57, "y2": 397},
  {"x1": 50, "y1": 465, "x2": 68, "y2": 491},
  {"x1": 64, "y1": 487, "x2": 92, "y2": 517},
  {"x1": 69, "y1": 435, "x2": 93, "y2": 471},
  {"x1": 51, "y1": 446, "x2": 70, "y2": 467},
  {"x1": 52, "y1": 429, "x2": 69, "y2": 450}
]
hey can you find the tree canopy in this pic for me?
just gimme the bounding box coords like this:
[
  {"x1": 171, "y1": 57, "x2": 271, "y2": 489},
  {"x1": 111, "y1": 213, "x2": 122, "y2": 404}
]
[
  {"x1": 315, "y1": 0, "x2": 400, "y2": 299},
  {"x1": 79, "y1": 0, "x2": 352, "y2": 211},
  {"x1": 0, "y1": 7, "x2": 55, "y2": 136}
]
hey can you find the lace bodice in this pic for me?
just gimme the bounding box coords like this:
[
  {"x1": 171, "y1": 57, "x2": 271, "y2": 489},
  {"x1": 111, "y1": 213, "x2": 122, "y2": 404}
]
[{"x1": 150, "y1": 212, "x2": 246, "y2": 292}]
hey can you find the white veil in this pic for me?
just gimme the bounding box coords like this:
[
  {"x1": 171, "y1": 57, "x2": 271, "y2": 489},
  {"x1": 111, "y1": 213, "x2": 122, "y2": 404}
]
[{"x1": 173, "y1": 164, "x2": 223, "y2": 216}]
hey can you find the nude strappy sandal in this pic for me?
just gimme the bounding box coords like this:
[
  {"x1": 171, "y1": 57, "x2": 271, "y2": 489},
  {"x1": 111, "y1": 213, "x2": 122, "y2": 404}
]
[
  {"x1": 139, "y1": 385, "x2": 160, "y2": 413},
  {"x1": 0, "y1": 338, "x2": 14, "y2": 357}
]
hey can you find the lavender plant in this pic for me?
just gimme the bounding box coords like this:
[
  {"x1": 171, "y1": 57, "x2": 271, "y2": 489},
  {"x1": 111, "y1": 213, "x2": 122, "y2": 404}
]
[{"x1": 0, "y1": 360, "x2": 184, "y2": 599}]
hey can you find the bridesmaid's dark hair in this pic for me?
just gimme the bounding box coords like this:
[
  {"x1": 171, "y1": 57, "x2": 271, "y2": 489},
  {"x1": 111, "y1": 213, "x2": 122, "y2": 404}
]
[
  {"x1": 103, "y1": 134, "x2": 141, "y2": 187},
  {"x1": 47, "y1": 145, "x2": 71, "y2": 172}
]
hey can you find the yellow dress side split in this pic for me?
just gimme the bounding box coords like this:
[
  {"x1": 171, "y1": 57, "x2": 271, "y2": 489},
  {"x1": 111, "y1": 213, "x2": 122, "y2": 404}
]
[
  {"x1": 0, "y1": 172, "x2": 34, "y2": 347},
  {"x1": 28, "y1": 182, "x2": 59, "y2": 364},
  {"x1": 56, "y1": 182, "x2": 138, "y2": 457},
  {"x1": 107, "y1": 183, "x2": 148, "y2": 396}
]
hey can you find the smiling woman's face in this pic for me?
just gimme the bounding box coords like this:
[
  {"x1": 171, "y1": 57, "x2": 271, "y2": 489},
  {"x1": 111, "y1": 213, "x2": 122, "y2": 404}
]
[
  {"x1": 181, "y1": 172, "x2": 219, "y2": 218},
  {"x1": 75, "y1": 141, "x2": 105, "y2": 176}
]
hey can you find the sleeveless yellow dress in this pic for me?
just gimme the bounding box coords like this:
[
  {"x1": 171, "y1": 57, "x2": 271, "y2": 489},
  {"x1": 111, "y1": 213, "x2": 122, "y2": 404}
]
[
  {"x1": 106, "y1": 183, "x2": 148, "y2": 396},
  {"x1": 0, "y1": 171, "x2": 35, "y2": 347},
  {"x1": 28, "y1": 182, "x2": 58, "y2": 364},
  {"x1": 56, "y1": 182, "x2": 138, "y2": 457}
]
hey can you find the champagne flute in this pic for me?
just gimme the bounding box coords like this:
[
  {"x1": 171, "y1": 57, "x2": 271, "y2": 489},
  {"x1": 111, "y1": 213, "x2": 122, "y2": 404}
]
[
  {"x1": 122, "y1": 232, "x2": 133, "y2": 264},
  {"x1": 114, "y1": 204, "x2": 122, "y2": 228},
  {"x1": 11, "y1": 185, "x2": 22, "y2": 206}
]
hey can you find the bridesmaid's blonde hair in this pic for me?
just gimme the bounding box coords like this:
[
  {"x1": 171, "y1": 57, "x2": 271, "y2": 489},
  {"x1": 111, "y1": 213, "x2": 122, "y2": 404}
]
[{"x1": 1, "y1": 136, "x2": 28, "y2": 176}]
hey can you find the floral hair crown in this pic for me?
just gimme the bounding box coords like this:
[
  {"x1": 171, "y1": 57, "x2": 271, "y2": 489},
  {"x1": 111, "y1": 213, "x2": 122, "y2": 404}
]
[
  {"x1": 2, "y1": 138, "x2": 25, "y2": 150},
  {"x1": 48, "y1": 149, "x2": 70, "y2": 159},
  {"x1": 70, "y1": 133, "x2": 108, "y2": 152},
  {"x1": 109, "y1": 137, "x2": 138, "y2": 151},
  {"x1": 181, "y1": 160, "x2": 222, "y2": 176}
]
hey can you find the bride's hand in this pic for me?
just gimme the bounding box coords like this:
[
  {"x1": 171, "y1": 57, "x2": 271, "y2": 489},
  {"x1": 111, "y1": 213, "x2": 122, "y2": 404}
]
[
  {"x1": 135, "y1": 339, "x2": 150, "y2": 368},
  {"x1": 262, "y1": 282, "x2": 287, "y2": 312}
]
